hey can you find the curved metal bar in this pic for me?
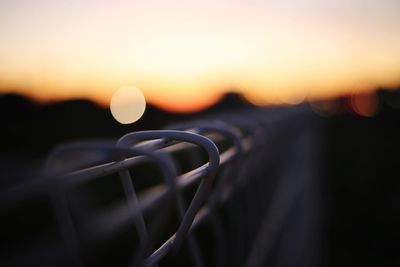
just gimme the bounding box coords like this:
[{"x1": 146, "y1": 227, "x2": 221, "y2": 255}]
[
  {"x1": 115, "y1": 149, "x2": 176, "y2": 267},
  {"x1": 171, "y1": 120, "x2": 243, "y2": 158},
  {"x1": 117, "y1": 130, "x2": 220, "y2": 252},
  {"x1": 45, "y1": 142, "x2": 179, "y2": 266},
  {"x1": 118, "y1": 134, "x2": 204, "y2": 267},
  {"x1": 163, "y1": 121, "x2": 242, "y2": 267},
  {"x1": 190, "y1": 121, "x2": 243, "y2": 203},
  {"x1": 173, "y1": 121, "x2": 245, "y2": 267}
]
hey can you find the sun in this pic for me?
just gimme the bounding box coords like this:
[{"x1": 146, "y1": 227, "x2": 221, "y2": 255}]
[{"x1": 110, "y1": 86, "x2": 146, "y2": 124}]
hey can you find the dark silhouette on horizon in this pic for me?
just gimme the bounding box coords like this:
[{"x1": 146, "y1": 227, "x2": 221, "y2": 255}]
[{"x1": 0, "y1": 91, "x2": 254, "y2": 158}]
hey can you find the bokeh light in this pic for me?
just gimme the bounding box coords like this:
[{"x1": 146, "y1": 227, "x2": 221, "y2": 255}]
[
  {"x1": 110, "y1": 86, "x2": 146, "y2": 124},
  {"x1": 350, "y1": 91, "x2": 379, "y2": 117}
]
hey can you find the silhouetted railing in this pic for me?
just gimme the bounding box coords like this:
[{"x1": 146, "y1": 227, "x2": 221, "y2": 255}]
[{"x1": 0, "y1": 106, "x2": 321, "y2": 267}]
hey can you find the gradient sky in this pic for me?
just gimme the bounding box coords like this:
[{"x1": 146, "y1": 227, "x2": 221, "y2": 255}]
[{"x1": 0, "y1": 0, "x2": 399, "y2": 111}]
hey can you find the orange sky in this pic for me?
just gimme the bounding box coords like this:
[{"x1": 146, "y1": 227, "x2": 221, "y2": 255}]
[{"x1": 0, "y1": 0, "x2": 399, "y2": 112}]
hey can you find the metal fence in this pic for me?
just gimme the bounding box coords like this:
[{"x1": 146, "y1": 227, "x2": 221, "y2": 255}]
[{"x1": 0, "y1": 106, "x2": 321, "y2": 267}]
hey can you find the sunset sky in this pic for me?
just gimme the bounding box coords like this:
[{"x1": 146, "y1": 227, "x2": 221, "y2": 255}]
[{"x1": 0, "y1": 0, "x2": 399, "y2": 111}]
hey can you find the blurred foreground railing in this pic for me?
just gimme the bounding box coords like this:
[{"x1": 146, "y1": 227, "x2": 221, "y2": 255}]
[{"x1": 0, "y1": 106, "x2": 321, "y2": 267}]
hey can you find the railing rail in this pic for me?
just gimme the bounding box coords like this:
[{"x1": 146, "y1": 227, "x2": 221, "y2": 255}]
[{"x1": 0, "y1": 106, "x2": 320, "y2": 267}]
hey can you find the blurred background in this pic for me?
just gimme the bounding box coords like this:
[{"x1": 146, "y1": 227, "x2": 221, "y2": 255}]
[{"x1": 1, "y1": 0, "x2": 400, "y2": 266}]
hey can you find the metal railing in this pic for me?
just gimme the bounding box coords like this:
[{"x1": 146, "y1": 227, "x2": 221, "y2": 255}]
[{"x1": 0, "y1": 106, "x2": 321, "y2": 267}]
